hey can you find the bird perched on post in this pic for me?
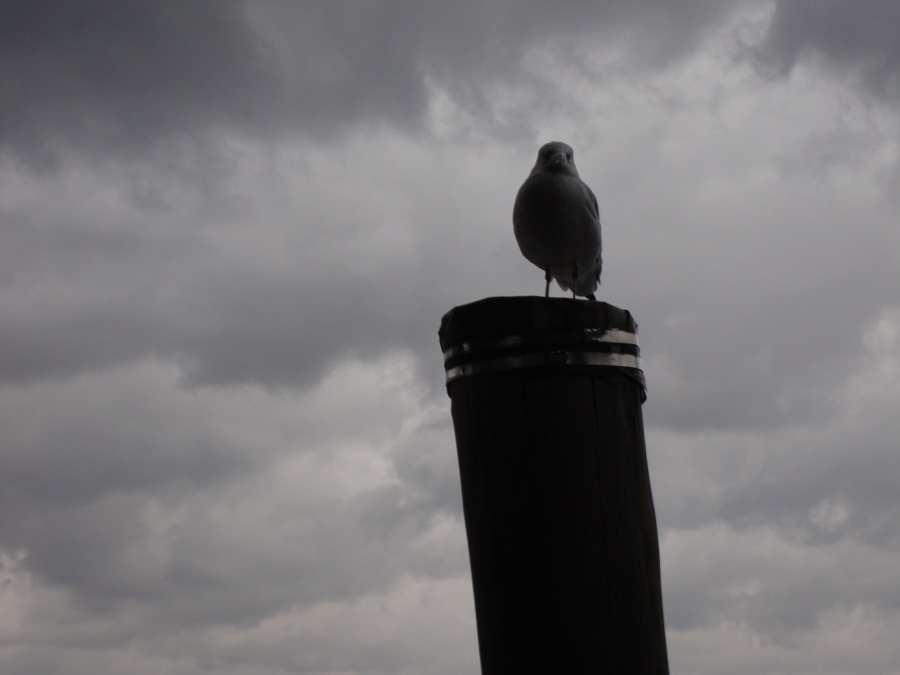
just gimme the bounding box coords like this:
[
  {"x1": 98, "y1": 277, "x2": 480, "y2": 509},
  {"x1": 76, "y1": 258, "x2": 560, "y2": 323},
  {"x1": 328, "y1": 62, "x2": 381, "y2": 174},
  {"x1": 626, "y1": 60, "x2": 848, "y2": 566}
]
[{"x1": 513, "y1": 141, "x2": 602, "y2": 300}]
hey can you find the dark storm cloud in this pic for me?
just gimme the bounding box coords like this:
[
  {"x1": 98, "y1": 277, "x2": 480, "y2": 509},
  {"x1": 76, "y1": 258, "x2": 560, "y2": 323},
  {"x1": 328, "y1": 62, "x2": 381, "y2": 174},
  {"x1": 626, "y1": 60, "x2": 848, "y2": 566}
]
[
  {"x1": 0, "y1": 1, "x2": 267, "y2": 163},
  {"x1": 0, "y1": 357, "x2": 469, "y2": 665},
  {"x1": 0, "y1": 147, "x2": 439, "y2": 389},
  {"x1": 755, "y1": 0, "x2": 900, "y2": 101},
  {"x1": 1, "y1": 0, "x2": 740, "y2": 163}
]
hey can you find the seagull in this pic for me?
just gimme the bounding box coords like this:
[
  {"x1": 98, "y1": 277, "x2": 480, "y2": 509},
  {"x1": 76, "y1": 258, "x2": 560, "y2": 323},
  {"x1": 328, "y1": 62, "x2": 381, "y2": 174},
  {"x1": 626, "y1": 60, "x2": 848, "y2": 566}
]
[{"x1": 513, "y1": 141, "x2": 602, "y2": 300}]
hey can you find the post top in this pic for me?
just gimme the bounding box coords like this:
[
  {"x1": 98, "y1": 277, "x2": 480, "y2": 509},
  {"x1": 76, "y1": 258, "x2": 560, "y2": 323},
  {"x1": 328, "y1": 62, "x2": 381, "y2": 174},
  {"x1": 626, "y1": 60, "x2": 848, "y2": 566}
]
[{"x1": 439, "y1": 297, "x2": 645, "y2": 399}]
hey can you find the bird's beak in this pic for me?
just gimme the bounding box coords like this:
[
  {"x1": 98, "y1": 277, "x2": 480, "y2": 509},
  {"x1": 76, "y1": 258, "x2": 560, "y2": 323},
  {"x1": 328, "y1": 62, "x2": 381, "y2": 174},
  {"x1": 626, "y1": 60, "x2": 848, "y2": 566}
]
[{"x1": 551, "y1": 153, "x2": 566, "y2": 165}]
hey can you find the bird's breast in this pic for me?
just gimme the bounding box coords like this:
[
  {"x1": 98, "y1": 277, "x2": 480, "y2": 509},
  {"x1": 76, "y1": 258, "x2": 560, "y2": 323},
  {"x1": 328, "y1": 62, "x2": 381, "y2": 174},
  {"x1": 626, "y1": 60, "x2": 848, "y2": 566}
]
[{"x1": 513, "y1": 176, "x2": 600, "y2": 267}]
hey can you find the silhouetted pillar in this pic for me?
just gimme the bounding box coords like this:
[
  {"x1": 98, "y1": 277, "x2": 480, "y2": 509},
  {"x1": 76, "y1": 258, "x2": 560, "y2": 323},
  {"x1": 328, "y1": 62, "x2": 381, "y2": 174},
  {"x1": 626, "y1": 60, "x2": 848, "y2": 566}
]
[{"x1": 440, "y1": 296, "x2": 668, "y2": 674}]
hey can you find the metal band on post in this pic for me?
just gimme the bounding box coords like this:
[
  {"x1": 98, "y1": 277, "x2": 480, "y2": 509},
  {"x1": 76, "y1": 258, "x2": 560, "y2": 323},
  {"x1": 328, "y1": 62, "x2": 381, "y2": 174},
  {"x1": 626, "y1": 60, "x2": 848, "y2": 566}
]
[
  {"x1": 445, "y1": 351, "x2": 641, "y2": 383},
  {"x1": 443, "y1": 323, "x2": 646, "y2": 398}
]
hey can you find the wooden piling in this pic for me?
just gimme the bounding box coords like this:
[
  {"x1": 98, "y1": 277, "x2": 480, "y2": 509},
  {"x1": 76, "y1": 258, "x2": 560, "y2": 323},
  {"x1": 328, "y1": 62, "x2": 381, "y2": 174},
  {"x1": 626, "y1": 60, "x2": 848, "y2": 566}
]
[{"x1": 440, "y1": 296, "x2": 668, "y2": 674}]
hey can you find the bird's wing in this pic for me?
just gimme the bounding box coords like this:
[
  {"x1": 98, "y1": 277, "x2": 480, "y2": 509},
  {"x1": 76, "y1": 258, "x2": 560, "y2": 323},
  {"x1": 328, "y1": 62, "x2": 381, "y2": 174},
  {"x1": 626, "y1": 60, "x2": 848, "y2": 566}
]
[
  {"x1": 583, "y1": 182, "x2": 602, "y2": 281},
  {"x1": 583, "y1": 181, "x2": 600, "y2": 222}
]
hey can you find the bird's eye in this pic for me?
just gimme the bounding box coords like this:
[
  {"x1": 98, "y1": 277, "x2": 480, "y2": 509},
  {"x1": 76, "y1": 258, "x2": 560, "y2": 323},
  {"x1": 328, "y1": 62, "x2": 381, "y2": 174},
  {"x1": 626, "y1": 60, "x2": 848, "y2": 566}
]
[{"x1": 566, "y1": 153, "x2": 572, "y2": 160}]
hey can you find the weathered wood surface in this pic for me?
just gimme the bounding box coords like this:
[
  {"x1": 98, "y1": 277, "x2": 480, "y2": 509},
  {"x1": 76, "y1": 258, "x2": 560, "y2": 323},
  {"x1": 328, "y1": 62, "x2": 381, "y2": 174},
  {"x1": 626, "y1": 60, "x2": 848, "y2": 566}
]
[{"x1": 440, "y1": 297, "x2": 668, "y2": 674}]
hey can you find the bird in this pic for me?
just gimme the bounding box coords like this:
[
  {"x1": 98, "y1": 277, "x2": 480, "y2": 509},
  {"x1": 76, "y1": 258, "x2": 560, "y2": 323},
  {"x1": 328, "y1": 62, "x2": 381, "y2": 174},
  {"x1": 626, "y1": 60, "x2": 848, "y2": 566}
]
[{"x1": 513, "y1": 141, "x2": 602, "y2": 300}]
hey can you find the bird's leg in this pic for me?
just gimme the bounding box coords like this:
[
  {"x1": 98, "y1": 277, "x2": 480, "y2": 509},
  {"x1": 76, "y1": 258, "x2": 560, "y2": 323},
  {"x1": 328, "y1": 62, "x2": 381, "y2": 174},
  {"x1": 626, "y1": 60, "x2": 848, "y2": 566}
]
[
  {"x1": 571, "y1": 262, "x2": 578, "y2": 299},
  {"x1": 544, "y1": 267, "x2": 551, "y2": 297}
]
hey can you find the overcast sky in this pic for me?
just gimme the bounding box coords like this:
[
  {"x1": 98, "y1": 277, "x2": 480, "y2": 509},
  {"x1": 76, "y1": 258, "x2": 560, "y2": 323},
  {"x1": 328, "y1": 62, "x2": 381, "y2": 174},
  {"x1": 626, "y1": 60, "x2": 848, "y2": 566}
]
[{"x1": 2, "y1": 2, "x2": 899, "y2": 673}]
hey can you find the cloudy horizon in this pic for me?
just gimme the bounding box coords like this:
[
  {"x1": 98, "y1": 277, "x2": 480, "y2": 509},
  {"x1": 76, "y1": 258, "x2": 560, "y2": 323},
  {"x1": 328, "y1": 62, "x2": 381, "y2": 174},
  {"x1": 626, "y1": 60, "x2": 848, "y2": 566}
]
[{"x1": 2, "y1": 2, "x2": 899, "y2": 673}]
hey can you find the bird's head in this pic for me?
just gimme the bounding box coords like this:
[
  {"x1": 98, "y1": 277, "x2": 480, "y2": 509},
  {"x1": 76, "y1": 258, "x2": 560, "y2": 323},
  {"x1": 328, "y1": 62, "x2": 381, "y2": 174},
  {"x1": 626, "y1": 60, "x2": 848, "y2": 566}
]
[{"x1": 531, "y1": 141, "x2": 579, "y2": 177}]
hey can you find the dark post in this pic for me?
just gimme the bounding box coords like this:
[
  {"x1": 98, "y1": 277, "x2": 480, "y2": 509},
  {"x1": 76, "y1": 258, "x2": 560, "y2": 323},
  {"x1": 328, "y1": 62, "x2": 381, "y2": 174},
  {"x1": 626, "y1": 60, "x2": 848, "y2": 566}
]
[{"x1": 439, "y1": 296, "x2": 668, "y2": 674}]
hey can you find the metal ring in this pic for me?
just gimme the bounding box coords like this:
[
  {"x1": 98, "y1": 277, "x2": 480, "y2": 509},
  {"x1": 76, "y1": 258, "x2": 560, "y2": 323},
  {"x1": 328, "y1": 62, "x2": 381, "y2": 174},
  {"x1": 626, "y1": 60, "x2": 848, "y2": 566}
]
[
  {"x1": 445, "y1": 351, "x2": 642, "y2": 383},
  {"x1": 442, "y1": 328, "x2": 638, "y2": 362}
]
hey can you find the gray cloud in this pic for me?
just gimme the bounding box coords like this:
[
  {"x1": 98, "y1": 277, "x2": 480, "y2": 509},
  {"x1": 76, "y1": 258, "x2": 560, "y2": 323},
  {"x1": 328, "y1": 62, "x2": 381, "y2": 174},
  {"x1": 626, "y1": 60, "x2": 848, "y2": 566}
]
[
  {"x1": 753, "y1": 0, "x2": 900, "y2": 102},
  {"x1": 1, "y1": 0, "x2": 740, "y2": 164},
  {"x1": 0, "y1": 2, "x2": 267, "y2": 165}
]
